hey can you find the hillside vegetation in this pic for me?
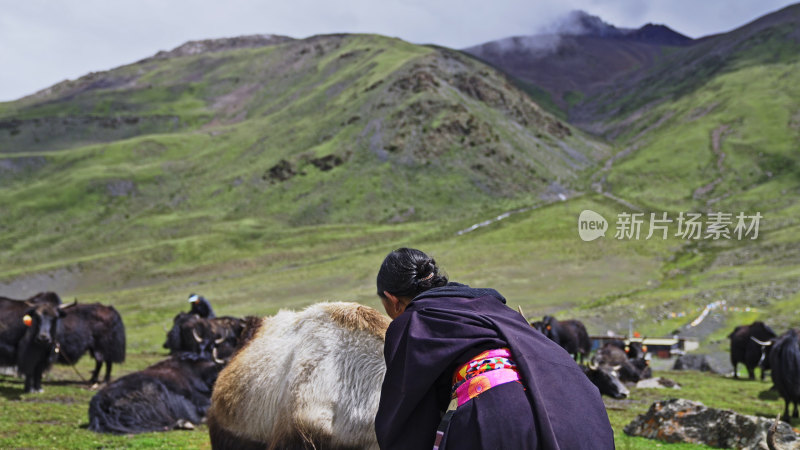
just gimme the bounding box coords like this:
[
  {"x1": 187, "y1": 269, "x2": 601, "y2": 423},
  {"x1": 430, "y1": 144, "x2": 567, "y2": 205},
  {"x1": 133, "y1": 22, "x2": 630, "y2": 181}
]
[{"x1": 0, "y1": 33, "x2": 608, "y2": 290}]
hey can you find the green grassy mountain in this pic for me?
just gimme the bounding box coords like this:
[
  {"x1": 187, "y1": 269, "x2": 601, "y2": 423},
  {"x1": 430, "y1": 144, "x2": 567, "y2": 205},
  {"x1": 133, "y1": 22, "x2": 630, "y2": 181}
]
[{"x1": 0, "y1": 33, "x2": 608, "y2": 289}]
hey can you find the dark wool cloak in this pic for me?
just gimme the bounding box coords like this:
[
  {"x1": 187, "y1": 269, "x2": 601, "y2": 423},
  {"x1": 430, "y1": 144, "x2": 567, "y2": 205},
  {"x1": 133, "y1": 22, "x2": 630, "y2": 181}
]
[{"x1": 375, "y1": 283, "x2": 614, "y2": 449}]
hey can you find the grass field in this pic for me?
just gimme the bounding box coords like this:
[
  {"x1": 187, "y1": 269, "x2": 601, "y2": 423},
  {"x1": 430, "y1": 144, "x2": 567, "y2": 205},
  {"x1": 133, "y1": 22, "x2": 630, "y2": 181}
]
[{"x1": 2, "y1": 358, "x2": 797, "y2": 448}]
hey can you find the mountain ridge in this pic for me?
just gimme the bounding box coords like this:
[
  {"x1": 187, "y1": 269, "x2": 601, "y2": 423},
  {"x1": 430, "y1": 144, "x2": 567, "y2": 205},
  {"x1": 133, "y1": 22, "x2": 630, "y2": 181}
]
[
  {"x1": 144, "y1": 33, "x2": 296, "y2": 61},
  {"x1": 463, "y1": 11, "x2": 693, "y2": 113}
]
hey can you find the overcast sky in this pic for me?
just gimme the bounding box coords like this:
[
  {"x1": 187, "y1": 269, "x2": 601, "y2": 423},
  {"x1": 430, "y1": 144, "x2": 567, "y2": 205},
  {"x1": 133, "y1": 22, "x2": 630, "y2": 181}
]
[{"x1": 0, "y1": 0, "x2": 796, "y2": 101}]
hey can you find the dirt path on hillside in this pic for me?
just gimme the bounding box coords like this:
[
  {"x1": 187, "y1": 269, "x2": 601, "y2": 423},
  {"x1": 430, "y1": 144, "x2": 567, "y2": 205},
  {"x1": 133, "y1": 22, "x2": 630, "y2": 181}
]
[
  {"x1": 693, "y1": 124, "x2": 731, "y2": 205},
  {"x1": 590, "y1": 111, "x2": 675, "y2": 206},
  {"x1": 0, "y1": 268, "x2": 82, "y2": 299}
]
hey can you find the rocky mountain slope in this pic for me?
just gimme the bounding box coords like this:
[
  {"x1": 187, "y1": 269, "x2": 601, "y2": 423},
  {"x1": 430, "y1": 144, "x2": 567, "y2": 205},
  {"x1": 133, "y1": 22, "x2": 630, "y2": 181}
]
[{"x1": 464, "y1": 11, "x2": 692, "y2": 113}]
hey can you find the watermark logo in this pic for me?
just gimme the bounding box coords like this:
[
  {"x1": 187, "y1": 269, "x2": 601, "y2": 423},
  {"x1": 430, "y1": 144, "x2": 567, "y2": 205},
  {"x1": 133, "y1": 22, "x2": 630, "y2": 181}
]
[
  {"x1": 577, "y1": 211, "x2": 762, "y2": 241},
  {"x1": 578, "y1": 210, "x2": 608, "y2": 241}
]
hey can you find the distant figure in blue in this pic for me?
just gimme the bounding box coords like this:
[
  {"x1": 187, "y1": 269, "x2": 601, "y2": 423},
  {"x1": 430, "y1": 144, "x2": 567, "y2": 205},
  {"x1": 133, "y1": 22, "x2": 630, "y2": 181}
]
[
  {"x1": 374, "y1": 248, "x2": 614, "y2": 449},
  {"x1": 188, "y1": 293, "x2": 215, "y2": 319}
]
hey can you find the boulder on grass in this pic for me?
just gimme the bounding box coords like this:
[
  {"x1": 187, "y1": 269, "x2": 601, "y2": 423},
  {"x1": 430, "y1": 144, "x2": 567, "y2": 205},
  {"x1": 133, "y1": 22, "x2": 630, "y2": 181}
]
[{"x1": 624, "y1": 398, "x2": 800, "y2": 449}]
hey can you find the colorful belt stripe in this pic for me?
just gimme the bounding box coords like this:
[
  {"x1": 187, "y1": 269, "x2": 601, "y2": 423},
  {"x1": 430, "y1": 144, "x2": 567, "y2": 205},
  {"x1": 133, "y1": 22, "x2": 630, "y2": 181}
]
[{"x1": 451, "y1": 348, "x2": 520, "y2": 407}]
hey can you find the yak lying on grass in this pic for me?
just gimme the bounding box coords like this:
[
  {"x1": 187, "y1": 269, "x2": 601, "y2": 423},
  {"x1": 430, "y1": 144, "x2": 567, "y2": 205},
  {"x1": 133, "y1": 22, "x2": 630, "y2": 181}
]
[
  {"x1": 163, "y1": 294, "x2": 251, "y2": 360},
  {"x1": 593, "y1": 341, "x2": 652, "y2": 383},
  {"x1": 580, "y1": 362, "x2": 630, "y2": 399},
  {"x1": 165, "y1": 314, "x2": 250, "y2": 360},
  {"x1": 88, "y1": 351, "x2": 225, "y2": 434}
]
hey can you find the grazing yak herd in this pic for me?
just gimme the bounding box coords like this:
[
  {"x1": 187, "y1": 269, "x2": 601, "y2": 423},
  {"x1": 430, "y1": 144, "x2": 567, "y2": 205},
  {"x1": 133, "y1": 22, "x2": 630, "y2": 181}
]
[{"x1": 2, "y1": 291, "x2": 799, "y2": 447}]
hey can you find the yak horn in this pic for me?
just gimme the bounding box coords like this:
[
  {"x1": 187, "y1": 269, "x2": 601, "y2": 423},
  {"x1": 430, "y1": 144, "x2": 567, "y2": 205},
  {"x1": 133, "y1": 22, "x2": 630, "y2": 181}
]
[
  {"x1": 767, "y1": 414, "x2": 780, "y2": 450},
  {"x1": 192, "y1": 329, "x2": 203, "y2": 343},
  {"x1": 212, "y1": 348, "x2": 225, "y2": 365},
  {"x1": 215, "y1": 336, "x2": 225, "y2": 345},
  {"x1": 59, "y1": 300, "x2": 78, "y2": 309},
  {"x1": 750, "y1": 336, "x2": 773, "y2": 346}
]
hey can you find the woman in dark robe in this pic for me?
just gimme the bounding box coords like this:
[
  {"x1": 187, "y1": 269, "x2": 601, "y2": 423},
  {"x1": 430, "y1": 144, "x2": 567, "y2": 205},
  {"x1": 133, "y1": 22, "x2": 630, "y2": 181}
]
[{"x1": 374, "y1": 248, "x2": 615, "y2": 449}]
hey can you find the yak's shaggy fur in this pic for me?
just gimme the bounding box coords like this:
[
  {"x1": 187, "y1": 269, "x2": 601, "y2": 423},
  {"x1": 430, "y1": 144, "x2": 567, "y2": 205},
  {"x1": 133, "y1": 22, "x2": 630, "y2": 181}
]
[
  {"x1": 0, "y1": 293, "x2": 66, "y2": 393},
  {"x1": 57, "y1": 302, "x2": 126, "y2": 384},
  {"x1": 88, "y1": 352, "x2": 222, "y2": 434},
  {"x1": 209, "y1": 302, "x2": 390, "y2": 449}
]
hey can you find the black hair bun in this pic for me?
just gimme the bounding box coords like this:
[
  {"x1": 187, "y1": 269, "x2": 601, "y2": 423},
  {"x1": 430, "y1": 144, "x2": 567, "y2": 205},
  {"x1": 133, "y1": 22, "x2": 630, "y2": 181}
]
[
  {"x1": 377, "y1": 248, "x2": 449, "y2": 298},
  {"x1": 420, "y1": 259, "x2": 436, "y2": 275}
]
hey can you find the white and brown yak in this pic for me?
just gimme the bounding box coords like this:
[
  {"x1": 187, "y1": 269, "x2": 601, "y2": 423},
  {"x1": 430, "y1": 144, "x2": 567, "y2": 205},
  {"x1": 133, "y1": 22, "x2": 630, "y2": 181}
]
[{"x1": 208, "y1": 302, "x2": 390, "y2": 450}]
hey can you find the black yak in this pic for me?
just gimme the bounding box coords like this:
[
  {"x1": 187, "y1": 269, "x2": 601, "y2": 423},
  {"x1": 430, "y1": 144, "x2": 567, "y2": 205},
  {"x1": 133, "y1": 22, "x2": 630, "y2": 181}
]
[
  {"x1": 729, "y1": 321, "x2": 776, "y2": 380},
  {"x1": 768, "y1": 329, "x2": 800, "y2": 422},
  {"x1": 0, "y1": 293, "x2": 70, "y2": 392},
  {"x1": 538, "y1": 316, "x2": 591, "y2": 363},
  {"x1": 88, "y1": 352, "x2": 225, "y2": 434},
  {"x1": 57, "y1": 302, "x2": 126, "y2": 384}
]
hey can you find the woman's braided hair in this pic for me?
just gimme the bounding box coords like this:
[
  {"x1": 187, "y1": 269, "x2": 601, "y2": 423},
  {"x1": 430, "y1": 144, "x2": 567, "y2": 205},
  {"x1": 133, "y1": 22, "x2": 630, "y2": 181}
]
[{"x1": 377, "y1": 248, "x2": 448, "y2": 299}]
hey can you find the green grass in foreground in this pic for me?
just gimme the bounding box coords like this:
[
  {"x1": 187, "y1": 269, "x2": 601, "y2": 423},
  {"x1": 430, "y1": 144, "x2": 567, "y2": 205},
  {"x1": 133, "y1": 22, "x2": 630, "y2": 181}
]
[
  {"x1": 2, "y1": 363, "x2": 796, "y2": 448},
  {"x1": 0, "y1": 356, "x2": 210, "y2": 449}
]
